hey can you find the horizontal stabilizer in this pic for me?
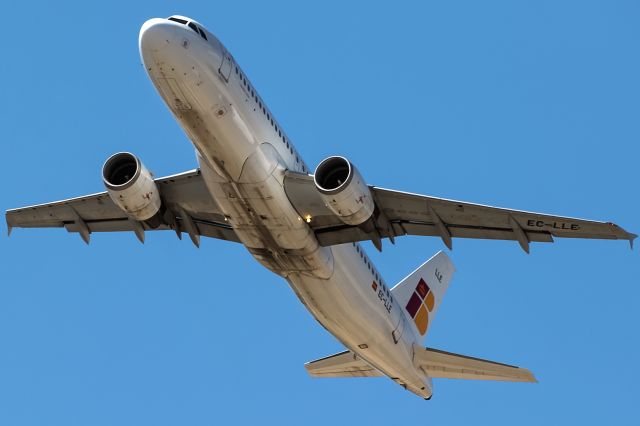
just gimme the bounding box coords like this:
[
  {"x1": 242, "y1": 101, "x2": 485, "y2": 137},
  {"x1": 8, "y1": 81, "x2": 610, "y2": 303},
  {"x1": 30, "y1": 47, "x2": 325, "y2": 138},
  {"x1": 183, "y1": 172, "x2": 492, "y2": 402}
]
[
  {"x1": 305, "y1": 350, "x2": 383, "y2": 378},
  {"x1": 416, "y1": 347, "x2": 537, "y2": 383}
]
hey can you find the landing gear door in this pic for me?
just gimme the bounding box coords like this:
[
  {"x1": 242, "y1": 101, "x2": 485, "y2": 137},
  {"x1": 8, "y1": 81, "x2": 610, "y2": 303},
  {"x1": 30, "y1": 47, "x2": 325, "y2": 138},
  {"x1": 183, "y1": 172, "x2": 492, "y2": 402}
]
[{"x1": 219, "y1": 50, "x2": 232, "y2": 83}]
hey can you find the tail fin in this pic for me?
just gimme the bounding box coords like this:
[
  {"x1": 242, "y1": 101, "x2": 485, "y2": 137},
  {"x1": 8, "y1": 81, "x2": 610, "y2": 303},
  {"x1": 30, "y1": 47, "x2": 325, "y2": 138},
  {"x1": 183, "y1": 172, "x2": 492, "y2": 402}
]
[{"x1": 391, "y1": 251, "x2": 455, "y2": 343}]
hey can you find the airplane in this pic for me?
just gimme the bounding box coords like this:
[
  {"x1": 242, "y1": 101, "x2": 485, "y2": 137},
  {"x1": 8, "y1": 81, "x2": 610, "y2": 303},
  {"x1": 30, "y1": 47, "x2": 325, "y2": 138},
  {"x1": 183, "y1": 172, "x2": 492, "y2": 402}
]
[{"x1": 5, "y1": 16, "x2": 636, "y2": 400}]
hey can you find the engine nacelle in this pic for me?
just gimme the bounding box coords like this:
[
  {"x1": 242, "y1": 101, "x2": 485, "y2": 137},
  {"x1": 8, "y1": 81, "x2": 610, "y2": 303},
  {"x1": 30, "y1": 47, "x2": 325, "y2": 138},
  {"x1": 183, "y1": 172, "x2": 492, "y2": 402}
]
[
  {"x1": 102, "y1": 152, "x2": 162, "y2": 223},
  {"x1": 313, "y1": 156, "x2": 375, "y2": 226}
]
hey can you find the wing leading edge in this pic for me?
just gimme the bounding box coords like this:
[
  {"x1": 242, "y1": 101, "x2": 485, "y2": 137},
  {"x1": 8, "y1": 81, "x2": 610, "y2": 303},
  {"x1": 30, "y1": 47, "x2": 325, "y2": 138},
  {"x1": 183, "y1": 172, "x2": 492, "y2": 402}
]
[
  {"x1": 6, "y1": 169, "x2": 239, "y2": 245},
  {"x1": 283, "y1": 171, "x2": 636, "y2": 252}
]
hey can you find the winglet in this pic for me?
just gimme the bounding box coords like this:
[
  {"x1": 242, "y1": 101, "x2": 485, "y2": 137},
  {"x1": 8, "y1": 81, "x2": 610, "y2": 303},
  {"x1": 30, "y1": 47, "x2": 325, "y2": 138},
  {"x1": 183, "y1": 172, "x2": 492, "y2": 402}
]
[
  {"x1": 630, "y1": 233, "x2": 637, "y2": 250},
  {"x1": 5, "y1": 212, "x2": 13, "y2": 236}
]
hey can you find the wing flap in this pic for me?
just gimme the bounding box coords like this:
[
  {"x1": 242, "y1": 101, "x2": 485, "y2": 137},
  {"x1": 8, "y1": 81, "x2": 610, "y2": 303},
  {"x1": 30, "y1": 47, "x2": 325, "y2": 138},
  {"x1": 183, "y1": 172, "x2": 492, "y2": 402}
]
[
  {"x1": 305, "y1": 350, "x2": 383, "y2": 378},
  {"x1": 394, "y1": 222, "x2": 555, "y2": 242},
  {"x1": 62, "y1": 217, "x2": 239, "y2": 242},
  {"x1": 416, "y1": 347, "x2": 537, "y2": 382}
]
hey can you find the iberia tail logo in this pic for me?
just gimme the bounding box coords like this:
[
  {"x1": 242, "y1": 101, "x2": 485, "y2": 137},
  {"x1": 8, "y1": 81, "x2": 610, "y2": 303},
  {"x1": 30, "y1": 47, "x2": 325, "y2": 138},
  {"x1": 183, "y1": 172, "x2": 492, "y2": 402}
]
[{"x1": 404, "y1": 278, "x2": 434, "y2": 335}]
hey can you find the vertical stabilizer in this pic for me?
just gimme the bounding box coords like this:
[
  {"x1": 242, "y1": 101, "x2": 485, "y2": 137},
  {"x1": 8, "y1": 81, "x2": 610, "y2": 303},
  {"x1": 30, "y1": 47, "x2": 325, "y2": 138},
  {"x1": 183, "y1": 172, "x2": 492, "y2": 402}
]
[{"x1": 391, "y1": 251, "x2": 455, "y2": 343}]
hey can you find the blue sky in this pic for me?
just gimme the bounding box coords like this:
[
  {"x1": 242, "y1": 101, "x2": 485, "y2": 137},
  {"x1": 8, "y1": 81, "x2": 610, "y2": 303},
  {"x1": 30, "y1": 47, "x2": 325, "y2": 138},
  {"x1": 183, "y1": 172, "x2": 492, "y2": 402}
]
[{"x1": 1, "y1": 1, "x2": 638, "y2": 425}]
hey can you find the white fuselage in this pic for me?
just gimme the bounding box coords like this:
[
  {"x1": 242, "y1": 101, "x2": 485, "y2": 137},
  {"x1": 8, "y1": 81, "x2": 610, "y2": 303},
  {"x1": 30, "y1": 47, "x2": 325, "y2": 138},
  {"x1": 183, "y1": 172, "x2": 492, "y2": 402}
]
[{"x1": 139, "y1": 17, "x2": 431, "y2": 398}]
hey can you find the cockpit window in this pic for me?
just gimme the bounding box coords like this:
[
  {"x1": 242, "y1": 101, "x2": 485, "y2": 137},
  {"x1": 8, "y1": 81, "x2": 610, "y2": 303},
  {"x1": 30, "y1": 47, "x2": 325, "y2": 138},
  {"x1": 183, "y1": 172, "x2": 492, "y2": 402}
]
[
  {"x1": 186, "y1": 21, "x2": 208, "y2": 41},
  {"x1": 167, "y1": 16, "x2": 208, "y2": 41},
  {"x1": 168, "y1": 17, "x2": 188, "y2": 25}
]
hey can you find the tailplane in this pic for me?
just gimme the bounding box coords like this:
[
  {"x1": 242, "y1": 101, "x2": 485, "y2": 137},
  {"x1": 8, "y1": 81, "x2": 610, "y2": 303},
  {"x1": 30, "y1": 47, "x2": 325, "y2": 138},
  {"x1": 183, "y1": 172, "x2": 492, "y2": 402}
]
[
  {"x1": 305, "y1": 350, "x2": 383, "y2": 378},
  {"x1": 391, "y1": 251, "x2": 455, "y2": 343},
  {"x1": 415, "y1": 347, "x2": 537, "y2": 382}
]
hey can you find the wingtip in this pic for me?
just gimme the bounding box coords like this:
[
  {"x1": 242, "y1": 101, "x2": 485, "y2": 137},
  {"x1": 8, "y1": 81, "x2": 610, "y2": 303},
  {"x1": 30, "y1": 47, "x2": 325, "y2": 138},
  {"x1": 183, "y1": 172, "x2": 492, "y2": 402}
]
[
  {"x1": 521, "y1": 368, "x2": 538, "y2": 383},
  {"x1": 5, "y1": 213, "x2": 12, "y2": 237},
  {"x1": 630, "y1": 233, "x2": 637, "y2": 250}
]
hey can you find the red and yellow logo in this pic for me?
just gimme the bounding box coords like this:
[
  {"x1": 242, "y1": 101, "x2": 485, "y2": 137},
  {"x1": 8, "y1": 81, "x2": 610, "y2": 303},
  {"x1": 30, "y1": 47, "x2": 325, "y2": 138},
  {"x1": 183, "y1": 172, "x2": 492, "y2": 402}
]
[{"x1": 405, "y1": 278, "x2": 435, "y2": 336}]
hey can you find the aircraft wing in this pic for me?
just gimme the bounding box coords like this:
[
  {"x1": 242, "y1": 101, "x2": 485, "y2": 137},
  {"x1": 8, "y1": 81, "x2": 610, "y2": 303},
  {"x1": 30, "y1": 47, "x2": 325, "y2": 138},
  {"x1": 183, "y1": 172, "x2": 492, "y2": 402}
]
[
  {"x1": 6, "y1": 169, "x2": 239, "y2": 245},
  {"x1": 283, "y1": 171, "x2": 636, "y2": 252},
  {"x1": 416, "y1": 347, "x2": 537, "y2": 382},
  {"x1": 305, "y1": 350, "x2": 383, "y2": 378}
]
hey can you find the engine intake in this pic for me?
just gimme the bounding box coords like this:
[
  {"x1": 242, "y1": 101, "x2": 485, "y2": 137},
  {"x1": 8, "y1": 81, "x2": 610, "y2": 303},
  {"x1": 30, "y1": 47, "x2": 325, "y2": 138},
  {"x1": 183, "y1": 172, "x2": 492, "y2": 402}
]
[
  {"x1": 314, "y1": 156, "x2": 375, "y2": 226},
  {"x1": 102, "y1": 152, "x2": 162, "y2": 224}
]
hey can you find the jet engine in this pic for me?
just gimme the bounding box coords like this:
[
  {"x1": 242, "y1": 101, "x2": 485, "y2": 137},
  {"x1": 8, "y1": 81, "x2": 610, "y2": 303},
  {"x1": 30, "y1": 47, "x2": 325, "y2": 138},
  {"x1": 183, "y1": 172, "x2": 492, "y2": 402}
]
[
  {"x1": 313, "y1": 156, "x2": 375, "y2": 226},
  {"x1": 102, "y1": 152, "x2": 163, "y2": 226}
]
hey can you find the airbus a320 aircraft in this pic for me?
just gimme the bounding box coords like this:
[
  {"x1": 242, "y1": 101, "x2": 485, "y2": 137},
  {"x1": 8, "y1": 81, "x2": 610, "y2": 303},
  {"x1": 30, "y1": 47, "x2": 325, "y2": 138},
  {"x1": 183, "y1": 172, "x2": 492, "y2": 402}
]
[{"x1": 6, "y1": 16, "x2": 636, "y2": 399}]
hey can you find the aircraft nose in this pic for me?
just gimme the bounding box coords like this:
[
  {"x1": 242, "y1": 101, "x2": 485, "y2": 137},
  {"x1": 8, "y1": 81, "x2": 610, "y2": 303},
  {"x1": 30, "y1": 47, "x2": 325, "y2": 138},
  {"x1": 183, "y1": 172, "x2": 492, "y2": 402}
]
[{"x1": 139, "y1": 18, "x2": 181, "y2": 53}]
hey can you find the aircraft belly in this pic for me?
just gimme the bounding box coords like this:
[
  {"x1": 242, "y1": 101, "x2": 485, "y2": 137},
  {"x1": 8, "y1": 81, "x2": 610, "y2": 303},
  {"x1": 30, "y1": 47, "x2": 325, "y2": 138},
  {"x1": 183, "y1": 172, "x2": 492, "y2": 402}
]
[
  {"x1": 145, "y1": 32, "x2": 429, "y2": 396},
  {"x1": 287, "y1": 245, "x2": 430, "y2": 395},
  {"x1": 147, "y1": 45, "x2": 258, "y2": 182},
  {"x1": 145, "y1": 46, "x2": 334, "y2": 278},
  {"x1": 199, "y1": 155, "x2": 334, "y2": 279}
]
